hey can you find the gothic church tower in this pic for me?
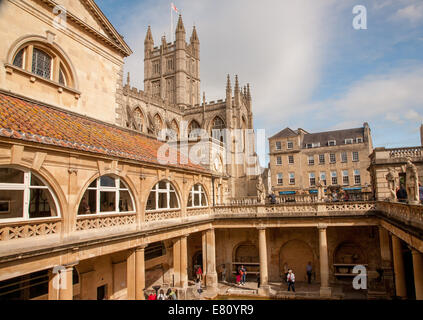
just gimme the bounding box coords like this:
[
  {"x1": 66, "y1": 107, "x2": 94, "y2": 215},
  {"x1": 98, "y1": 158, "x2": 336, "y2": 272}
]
[{"x1": 144, "y1": 15, "x2": 200, "y2": 109}]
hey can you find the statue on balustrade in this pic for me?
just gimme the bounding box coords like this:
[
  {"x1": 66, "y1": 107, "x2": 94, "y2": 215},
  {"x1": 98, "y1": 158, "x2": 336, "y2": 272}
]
[
  {"x1": 256, "y1": 175, "x2": 266, "y2": 204},
  {"x1": 316, "y1": 179, "x2": 325, "y2": 202},
  {"x1": 385, "y1": 168, "x2": 398, "y2": 201},
  {"x1": 406, "y1": 158, "x2": 419, "y2": 204}
]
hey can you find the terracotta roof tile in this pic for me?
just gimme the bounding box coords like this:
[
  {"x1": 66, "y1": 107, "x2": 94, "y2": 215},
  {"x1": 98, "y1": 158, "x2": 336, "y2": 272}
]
[{"x1": 0, "y1": 92, "x2": 208, "y2": 173}]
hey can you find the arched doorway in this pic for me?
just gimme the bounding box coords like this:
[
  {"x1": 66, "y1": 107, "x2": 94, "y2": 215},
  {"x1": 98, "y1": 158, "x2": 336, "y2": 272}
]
[
  {"x1": 279, "y1": 240, "x2": 314, "y2": 282},
  {"x1": 233, "y1": 242, "x2": 259, "y2": 281}
]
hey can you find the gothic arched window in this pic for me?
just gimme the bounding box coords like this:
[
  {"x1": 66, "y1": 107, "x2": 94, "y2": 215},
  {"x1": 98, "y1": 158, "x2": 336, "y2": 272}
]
[
  {"x1": 133, "y1": 108, "x2": 144, "y2": 132},
  {"x1": 188, "y1": 120, "x2": 201, "y2": 139},
  {"x1": 211, "y1": 116, "x2": 225, "y2": 143}
]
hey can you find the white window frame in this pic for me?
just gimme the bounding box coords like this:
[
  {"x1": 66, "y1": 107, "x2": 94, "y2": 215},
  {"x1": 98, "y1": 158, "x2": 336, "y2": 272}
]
[
  {"x1": 354, "y1": 170, "x2": 361, "y2": 185},
  {"x1": 287, "y1": 141, "x2": 293, "y2": 149},
  {"x1": 276, "y1": 156, "x2": 282, "y2": 166},
  {"x1": 356, "y1": 137, "x2": 363, "y2": 143},
  {"x1": 342, "y1": 170, "x2": 349, "y2": 186},
  {"x1": 308, "y1": 155, "x2": 314, "y2": 165},
  {"x1": 289, "y1": 173, "x2": 295, "y2": 185},
  {"x1": 0, "y1": 170, "x2": 61, "y2": 223},
  {"x1": 331, "y1": 171, "x2": 338, "y2": 185},
  {"x1": 330, "y1": 153, "x2": 336, "y2": 163},
  {"x1": 319, "y1": 154, "x2": 325, "y2": 164},
  {"x1": 288, "y1": 155, "x2": 294, "y2": 164},
  {"x1": 80, "y1": 176, "x2": 136, "y2": 216},
  {"x1": 277, "y1": 173, "x2": 283, "y2": 185},
  {"x1": 320, "y1": 172, "x2": 327, "y2": 186},
  {"x1": 146, "y1": 181, "x2": 180, "y2": 212},
  {"x1": 344, "y1": 139, "x2": 353, "y2": 144},
  {"x1": 328, "y1": 140, "x2": 336, "y2": 146},
  {"x1": 341, "y1": 152, "x2": 347, "y2": 163},
  {"x1": 275, "y1": 141, "x2": 282, "y2": 150},
  {"x1": 352, "y1": 151, "x2": 359, "y2": 162},
  {"x1": 309, "y1": 173, "x2": 316, "y2": 187},
  {"x1": 188, "y1": 184, "x2": 208, "y2": 208}
]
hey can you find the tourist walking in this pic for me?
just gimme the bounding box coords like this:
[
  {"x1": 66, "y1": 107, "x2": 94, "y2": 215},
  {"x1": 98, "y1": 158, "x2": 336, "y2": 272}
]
[
  {"x1": 306, "y1": 262, "x2": 313, "y2": 284},
  {"x1": 157, "y1": 289, "x2": 166, "y2": 300},
  {"x1": 240, "y1": 265, "x2": 247, "y2": 285},
  {"x1": 221, "y1": 264, "x2": 226, "y2": 282},
  {"x1": 196, "y1": 266, "x2": 203, "y2": 281},
  {"x1": 287, "y1": 269, "x2": 295, "y2": 292}
]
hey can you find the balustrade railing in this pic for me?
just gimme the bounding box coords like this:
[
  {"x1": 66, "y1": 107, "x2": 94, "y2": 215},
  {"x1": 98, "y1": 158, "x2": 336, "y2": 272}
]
[
  {"x1": 144, "y1": 209, "x2": 181, "y2": 223},
  {"x1": 376, "y1": 201, "x2": 423, "y2": 230},
  {"x1": 388, "y1": 147, "x2": 423, "y2": 159},
  {"x1": 0, "y1": 218, "x2": 61, "y2": 241},
  {"x1": 75, "y1": 213, "x2": 136, "y2": 231}
]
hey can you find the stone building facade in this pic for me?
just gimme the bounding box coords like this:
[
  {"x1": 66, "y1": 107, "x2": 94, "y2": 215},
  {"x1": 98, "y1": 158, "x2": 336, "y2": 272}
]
[{"x1": 268, "y1": 124, "x2": 373, "y2": 199}]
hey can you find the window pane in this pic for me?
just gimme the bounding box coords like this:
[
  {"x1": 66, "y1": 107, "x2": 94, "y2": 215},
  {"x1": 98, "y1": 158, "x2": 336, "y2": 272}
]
[
  {"x1": 169, "y1": 192, "x2": 178, "y2": 209},
  {"x1": 13, "y1": 49, "x2": 24, "y2": 68},
  {"x1": 158, "y1": 192, "x2": 167, "y2": 209},
  {"x1": 201, "y1": 192, "x2": 207, "y2": 206},
  {"x1": 100, "y1": 176, "x2": 115, "y2": 187},
  {"x1": 88, "y1": 180, "x2": 97, "y2": 188},
  {"x1": 30, "y1": 175, "x2": 46, "y2": 187},
  {"x1": 119, "y1": 190, "x2": 133, "y2": 212},
  {"x1": 194, "y1": 193, "x2": 200, "y2": 206},
  {"x1": 59, "y1": 69, "x2": 65, "y2": 85},
  {"x1": 0, "y1": 168, "x2": 24, "y2": 184},
  {"x1": 194, "y1": 184, "x2": 200, "y2": 191},
  {"x1": 158, "y1": 181, "x2": 167, "y2": 189},
  {"x1": 0, "y1": 190, "x2": 24, "y2": 219},
  {"x1": 32, "y1": 48, "x2": 51, "y2": 79},
  {"x1": 100, "y1": 191, "x2": 116, "y2": 212},
  {"x1": 29, "y1": 189, "x2": 57, "y2": 218},
  {"x1": 146, "y1": 191, "x2": 156, "y2": 211},
  {"x1": 78, "y1": 190, "x2": 94, "y2": 215},
  {"x1": 187, "y1": 192, "x2": 193, "y2": 207}
]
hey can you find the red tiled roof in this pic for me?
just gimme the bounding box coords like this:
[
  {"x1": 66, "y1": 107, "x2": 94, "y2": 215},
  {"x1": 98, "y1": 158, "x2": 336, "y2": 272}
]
[{"x1": 0, "y1": 92, "x2": 208, "y2": 173}]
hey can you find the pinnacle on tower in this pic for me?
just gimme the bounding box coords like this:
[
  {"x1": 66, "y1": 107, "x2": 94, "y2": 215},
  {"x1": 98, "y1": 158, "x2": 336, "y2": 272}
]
[
  {"x1": 127, "y1": 72, "x2": 130, "y2": 85},
  {"x1": 234, "y1": 75, "x2": 240, "y2": 94},
  {"x1": 144, "y1": 25, "x2": 153, "y2": 44},
  {"x1": 190, "y1": 26, "x2": 199, "y2": 43},
  {"x1": 247, "y1": 83, "x2": 251, "y2": 100},
  {"x1": 176, "y1": 14, "x2": 185, "y2": 33},
  {"x1": 226, "y1": 74, "x2": 231, "y2": 92}
]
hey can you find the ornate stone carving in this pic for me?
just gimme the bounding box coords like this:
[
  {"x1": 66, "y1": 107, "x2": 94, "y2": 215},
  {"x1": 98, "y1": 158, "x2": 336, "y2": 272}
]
[
  {"x1": 406, "y1": 158, "x2": 419, "y2": 204},
  {"x1": 316, "y1": 179, "x2": 325, "y2": 202},
  {"x1": 256, "y1": 175, "x2": 266, "y2": 204},
  {"x1": 385, "y1": 168, "x2": 398, "y2": 201}
]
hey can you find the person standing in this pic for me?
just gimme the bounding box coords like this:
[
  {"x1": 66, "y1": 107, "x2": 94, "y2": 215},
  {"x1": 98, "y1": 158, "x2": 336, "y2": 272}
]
[
  {"x1": 196, "y1": 266, "x2": 203, "y2": 281},
  {"x1": 287, "y1": 269, "x2": 295, "y2": 292},
  {"x1": 283, "y1": 263, "x2": 289, "y2": 283},
  {"x1": 157, "y1": 289, "x2": 166, "y2": 300},
  {"x1": 306, "y1": 262, "x2": 313, "y2": 284},
  {"x1": 240, "y1": 265, "x2": 247, "y2": 285}
]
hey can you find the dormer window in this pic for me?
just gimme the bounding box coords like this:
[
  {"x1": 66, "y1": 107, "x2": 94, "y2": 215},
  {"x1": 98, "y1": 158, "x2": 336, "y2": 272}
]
[
  {"x1": 356, "y1": 137, "x2": 363, "y2": 143},
  {"x1": 328, "y1": 140, "x2": 336, "y2": 146},
  {"x1": 287, "y1": 141, "x2": 294, "y2": 149},
  {"x1": 344, "y1": 138, "x2": 353, "y2": 144}
]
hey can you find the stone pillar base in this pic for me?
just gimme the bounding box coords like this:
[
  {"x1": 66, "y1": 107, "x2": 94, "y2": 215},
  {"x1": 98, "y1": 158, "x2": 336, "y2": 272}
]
[
  {"x1": 258, "y1": 285, "x2": 270, "y2": 296},
  {"x1": 320, "y1": 287, "x2": 332, "y2": 298},
  {"x1": 205, "y1": 273, "x2": 218, "y2": 289}
]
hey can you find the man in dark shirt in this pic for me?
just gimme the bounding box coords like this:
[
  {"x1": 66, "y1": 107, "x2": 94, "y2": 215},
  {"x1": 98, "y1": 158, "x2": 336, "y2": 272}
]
[{"x1": 396, "y1": 184, "x2": 407, "y2": 202}]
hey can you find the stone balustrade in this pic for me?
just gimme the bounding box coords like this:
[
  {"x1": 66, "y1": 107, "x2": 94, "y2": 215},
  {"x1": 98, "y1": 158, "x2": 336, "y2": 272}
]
[
  {"x1": 75, "y1": 213, "x2": 136, "y2": 231},
  {"x1": 0, "y1": 218, "x2": 61, "y2": 241},
  {"x1": 1, "y1": 201, "x2": 423, "y2": 244},
  {"x1": 388, "y1": 147, "x2": 423, "y2": 159}
]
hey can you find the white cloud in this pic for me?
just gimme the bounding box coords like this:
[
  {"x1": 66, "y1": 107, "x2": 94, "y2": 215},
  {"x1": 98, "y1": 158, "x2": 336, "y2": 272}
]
[{"x1": 395, "y1": 3, "x2": 423, "y2": 24}]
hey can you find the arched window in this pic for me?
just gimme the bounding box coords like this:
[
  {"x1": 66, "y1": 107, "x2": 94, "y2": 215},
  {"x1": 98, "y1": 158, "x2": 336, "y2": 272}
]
[
  {"x1": 78, "y1": 176, "x2": 135, "y2": 215},
  {"x1": 187, "y1": 184, "x2": 208, "y2": 208},
  {"x1": 170, "y1": 119, "x2": 179, "y2": 140},
  {"x1": 133, "y1": 108, "x2": 144, "y2": 132},
  {"x1": 188, "y1": 120, "x2": 201, "y2": 139},
  {"x1": 211, "y1": 117, "x2": 225, "y2": 143},
  {"x1": 10, "y1": 41, "x2": 75, "y2": 88},
  {"x1": 154, "y1": 114, "x2": 163, "y2": 133},
  {"x1": 0, "y1": 168, "x2": 59, "y2": 221},
  {"x1": 146, "y1": 181, "x2": 180, "y2": 211}
]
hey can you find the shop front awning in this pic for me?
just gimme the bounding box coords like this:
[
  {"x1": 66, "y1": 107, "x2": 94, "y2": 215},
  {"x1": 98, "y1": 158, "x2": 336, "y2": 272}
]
[{"x1": 279, "y1": 191, "x2": 296, "y2": 195}]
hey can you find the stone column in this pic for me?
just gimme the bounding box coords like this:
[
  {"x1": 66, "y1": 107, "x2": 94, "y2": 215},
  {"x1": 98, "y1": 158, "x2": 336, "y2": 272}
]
[
  {"x1": 180, "y1": 235, "x2": 188, "y2": 289},
  {"x1": 173, "y1": 238, "x2": 181, "y2": 287},
  {"x1": 379, "y1": 227, "x2": 394, "y2": 296},
  {"x1": 411, "y1": 249, "x2": 423, "y2": 300},
  {"x1": 391, "y1": 235, "x2": 407, "y2": 298},
  {"x1": 202, "y1": 231, "x2": 208, "y2": 286},
  {"x1": 205, "y1": 228, "x2": 218, "y2": 288},
  {"x1": 48, "y1": 264, "x2": 75, "y2": 300},
  {"x1": 135, "y1": 245, "x2": 147, "y2": 300},
  {"x1": 258, "y1": 227, "x2": 269, "y2": 294},
  {"x1": 126, "y1": 248, "x2": 136, "y2": 300},
  {"x1": 318, "y1": 224, "x2": 331, "y2": 297}
]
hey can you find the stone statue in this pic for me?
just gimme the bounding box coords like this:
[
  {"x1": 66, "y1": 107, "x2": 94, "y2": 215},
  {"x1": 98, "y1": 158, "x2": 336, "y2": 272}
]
[
  {"x1": 406, "y1": 158, "x2": 419, "y2": 204},
  {"x1": 256, "y1": 175, "x2": 266, "y2": 204},
  {"x1": 385, "y1": 168, "x2": 398, "y2": 201},
  {"x1": 316, "y1": 179, "x2": 325, "y2": 202}
]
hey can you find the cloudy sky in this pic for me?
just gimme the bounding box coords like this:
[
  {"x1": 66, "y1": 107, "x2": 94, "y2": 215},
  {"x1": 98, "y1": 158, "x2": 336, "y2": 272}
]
[{"x1": 97, "y1": 0, "x2": 423, "y2": 157}]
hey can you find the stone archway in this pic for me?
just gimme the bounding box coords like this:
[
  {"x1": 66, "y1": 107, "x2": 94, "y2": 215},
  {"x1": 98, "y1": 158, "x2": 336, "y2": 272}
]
[
  {"x1": 191, "y1": 250, "x2": 203, "y2": 279},
  {"x1": 279, "y1": 240, "x2": 314, "y2": 282}
]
